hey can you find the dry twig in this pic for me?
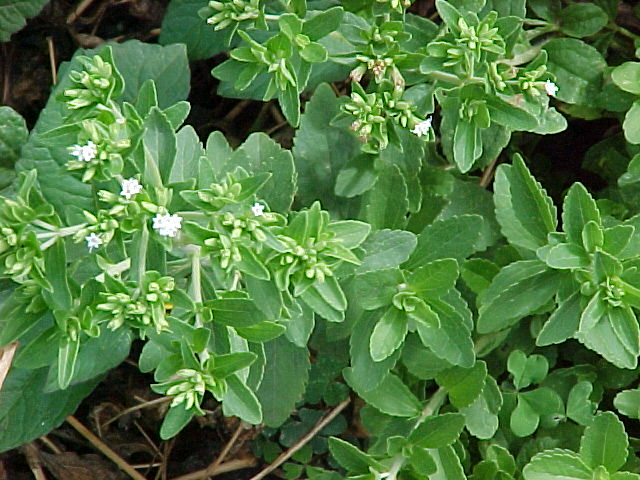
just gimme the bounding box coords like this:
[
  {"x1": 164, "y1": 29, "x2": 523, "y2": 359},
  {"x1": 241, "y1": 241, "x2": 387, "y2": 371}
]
[
  {"x1": 248, "y1": 398, "x2": 351, "y2": 480},
  {"x1": 66, "y1": 415, "x2": 147, "y2": 480},
  {"x1": 47, "y1": 37, "x2": 57, "y2": 85},
  {"x1": 20, "y1": 442, "x2": 48, "y2": 480}
]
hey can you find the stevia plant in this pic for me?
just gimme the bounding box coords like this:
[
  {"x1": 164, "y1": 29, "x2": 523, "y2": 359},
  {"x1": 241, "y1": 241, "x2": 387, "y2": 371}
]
[{"x1": 3, "y1": 0, "x2": 640, "y2": 479}]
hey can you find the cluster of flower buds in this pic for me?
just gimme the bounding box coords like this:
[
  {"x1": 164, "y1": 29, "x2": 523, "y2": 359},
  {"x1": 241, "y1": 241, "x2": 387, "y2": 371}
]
[
  {"x1": 63, "y1": 52, "x2": 121, "y2": 111},
  {"x1": 342, "y1": 82, "x2": 432, "y2": 152},
  {"x1": 96, "y1": 272, "x2": 175, "y2": 332},
  {"x1": 375, "y1": 0, "x2": 412, "y2": 14},
  {"x1": 201, "y1": 0, "x2": 261, "y2": 31}
]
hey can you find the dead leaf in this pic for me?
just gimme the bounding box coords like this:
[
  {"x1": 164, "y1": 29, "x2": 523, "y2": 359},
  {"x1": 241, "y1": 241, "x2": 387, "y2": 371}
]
[
  {"x1": 0, "y1": 343, "x2": 18, "y2": 391},
  {"x1": 39, "y1": 452, "x2": 125, "y2": 480}
]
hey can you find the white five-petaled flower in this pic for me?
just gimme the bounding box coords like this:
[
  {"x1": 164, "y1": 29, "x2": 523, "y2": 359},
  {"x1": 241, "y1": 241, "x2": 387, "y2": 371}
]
[
  {"x1": 411, "y1": 117, "x2": 432, "y2": 137},
  {"x1": 544, "y1": 80, "x2": 558, "y2": 96},
  {"x1": 85, "y1": 232, "x2": 102, "y2": 251},
  {"x1": 251, "y1": 202, "x2": 265, "y2": 217},
  {"x1": 152, "y1": 213, "x2": 183, "y2": 238},
  {"x1": 120, "y1": 178, "x2": 143, "y2": 200},
  {"x1": 70, "y1": 141, "x2": 98, "y2": 162}
]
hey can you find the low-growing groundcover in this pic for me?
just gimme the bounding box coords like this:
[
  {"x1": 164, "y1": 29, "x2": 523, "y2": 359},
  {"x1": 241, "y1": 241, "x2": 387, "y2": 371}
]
[{"x1": 4, "y1": 0, "x2": 640, "y2": 479}]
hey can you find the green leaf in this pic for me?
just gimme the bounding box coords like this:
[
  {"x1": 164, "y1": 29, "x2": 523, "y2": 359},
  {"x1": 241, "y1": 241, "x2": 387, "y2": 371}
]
[
  {"x1": 160, "y1": 0, "x2": 233, "y2": 60},
  {"x1": 222, "y1": 374, "x2": 262, "y2": 424},
  {"x1": 576, "y1": 309, "x2": 638, "y2": 369},
  {"x1": 343, "y1": 371, "x2": 421, "y2": 417},
  {"x1": 435, "y1": 0, "x2": 463, "y2": 31},
  {"x1": 537, "y1": 291, "x2": 582, "y2": 346},
  {"x1": 416, "y1": 299, "x2": 475, "y2": 368},
  {"x1": 334, "y1": 154, "x2": 379, "y2": 199},
  {"x1": 353, "y1": 269, "x2": 403, "y2": 311},
  {"x1": 0, "y1": 366, "x2": 100, "y2": 452},
  {"x1": 408, "y1": 259, "x2": 459, "y2": 299},
  {"x1": 436, "y1": 361, "x2": 487, "y2": 409},
  {"x1": 614, "y1": 388, "x2": 640, "y2": 419},
  {"x1": 209, "y1": 352, "x2": 257, "y2": 378},
  {"x1": 523, "y1": 449, "x2": 593, "y2": 480},
  {"x1": 459, "y1": 376, "x2": 502, "y2": 439},
  {"x1": 406, "y1": 215, "x2": 483, "y2": 269},
  {"x1": 45, "y1": 328, "x2": 133, "y2": 392},
  {"x1": 292, "y1": 84, "x2": 360, "y2": 210},
  {"x1": 363, "y1": 164, "x2": 409, "y2": 230},
  {"x1": 346, "y1": 311, "x2": 402, "y2": 392},
  {"x1": 234, "y1": 132, "x2": 296, "y2": 212},
  {"x1": 0, "y1": 0, "x2": 49, "y2": 41},
  {"x1": 511, "y1": 388, "x2": 563, "y2": 437},
  {"x1": 303, "y1": 8, "x2": 344, "y2": 41},
  {"x1": 278, "y1": 86, "x2": 301, "y2": 128},
  {"x1": 401, "y1": 334, "x2": 450, "y2": 380},
  {"x1": 460, "y1": 258, "x2": 499, "y2": 295},
  {"x1": 134, "y1": 78, "x2": 158, "y2": 117},
  {"x1": 429, "y1": 445, "x2": 466, "y2": 480},
  {"x1": 580, "y1": 412, "x2": 628, "y2": 472},
  {"x1": 256, "y1": 336, "x2": 310, "y2": 427},
  {"x1": 623, "y1": 100, "x2": 640, "y2": 144},
  {"x1": 409, "y1": 413, "x2": 465, "y2": 448},
  {"x1": 42, "y1": 239, "x2": 72, "y2": 311},
  {"x1": 437, "y1": 178, "x2": 502, "y2": 251},
  {"x1": 543, "y1": 243, "x2": 590, "y2": 269},
  {"x1": 300, "y1": 42, "x2": 328, "y2": 63},
  {"x1": 0, "y1": 106, "x2": 28, "y2": 168},
  {"x1": 208, "y1": 297, "x2": 266, "y2": 327},
  {"x1": 566, "y1": 381, "x2": 596, "y2": 426},
  {"x1": 603, "y1": 225, "x2": 634, "y2": 256},
  {"x1": 169, "y1": 125, "x2": 204, "y2": 183},
  {"x1": 356, "y1": 229, "x2": 417, "y2": 274},
  {"x1": 543, "y1": 38, "x2": 606, "y2": 105},
  {"x1": 160, "y1": 402, "x2": 195, "y2": 439},
  {"x1": 507, "y1": 350, "x2": 548, "y2": 390},
  {"x1": 328, "y1": 437, "x2": 384, "y2": 474},
  {"x1": 612, "y1": 62, "x2": 640, "y2": 95},
  {"x1": 299, "y1": 282, "x2": 345, "y2": 323},
  {"x1": 562, "y1": 182, "x2": 601, "y2": 248},
  {"x1": 559, "y1": 3, "x2": 608, "y2": 38},
  {"x1": 369, "y1": 307, "x2": 408, "y2": 362},
  {"x1": 57, "y1": 337, "x2": 80, "y2": 390},
  {"x1": 453, "y1": 119, "x2": 481, "y2": 173},
  {"x1": 235, "y1": 322, "x2": 286, "y2": 343},
  {"x1": 0, "y1": 301, "x2": 44, "y2": 348},
  {"x1": 484, "y1": 95, "x2": 539, "y2": 131},
  {"x1": 494, "y1": 155, "x2": 557, "y2": 251},
  {"x1": 477, "y1": 260, "x2": 560, "y2": 334},
  {"x1": 111, "y1": 41, "x2": 190, "y2": 109}
]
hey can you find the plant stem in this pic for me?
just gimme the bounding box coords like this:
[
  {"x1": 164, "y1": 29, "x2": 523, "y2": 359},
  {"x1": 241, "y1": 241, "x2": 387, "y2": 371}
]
[
  {"x1": 248, "y1": 398, "x2": 350, "y2": 480},
  {"x1": 132, "y1": 223, "x2": 149, "y2": 301},
  {"x1": 414, "y1": 386, "x2": 448, "y2": 428},
  {"x1": 187, "y1": 244, "x2": 209, "y2": 361},
  {"x1": 427, "y1": 70, "x2": 463, "y2": 85},
  {"x1": 35, "y1": 223, "x2": 86, "y2": 239},
  {"x1": 609, "y1": 22, "x2": 640, "y2": 41}
]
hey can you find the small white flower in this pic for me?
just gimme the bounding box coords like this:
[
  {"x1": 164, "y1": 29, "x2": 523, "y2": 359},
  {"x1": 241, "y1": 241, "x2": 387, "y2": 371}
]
[
  {"x1": 120, "y1": 178, "x2": 142, "y2": 200},
  {"x1": 152, "y1": 212, "x2": 183, "y2": 237},
  {"x1": 85, "y1": 232, "x2": 102, "y2": 251},
  {"x1": 70, "y1": 141, "x2": 98, "y2": 162},
  {"x1": 251, "y1": 202, "x2": 265, "y2": 217},
  {"x1": 544, "y1": 80, "x2": 558, "y2": 96},
  {"x1": 411, "y1": 117, "x2": 432, "y2": 137}
]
